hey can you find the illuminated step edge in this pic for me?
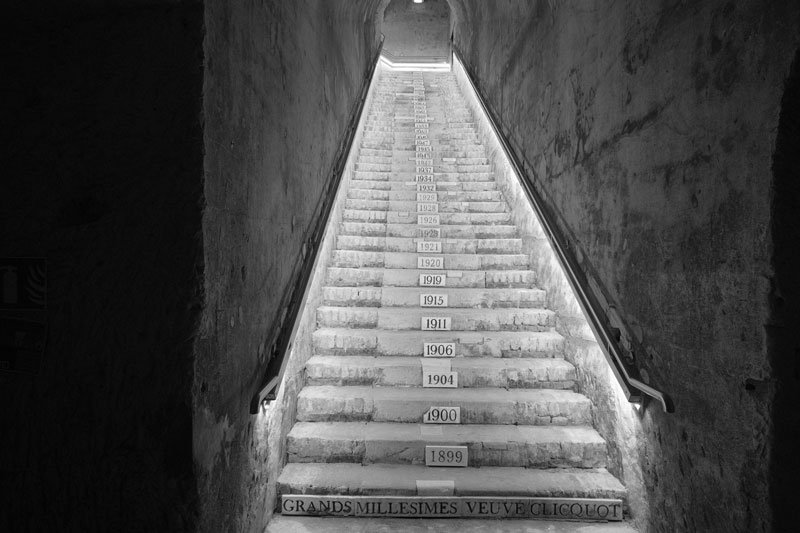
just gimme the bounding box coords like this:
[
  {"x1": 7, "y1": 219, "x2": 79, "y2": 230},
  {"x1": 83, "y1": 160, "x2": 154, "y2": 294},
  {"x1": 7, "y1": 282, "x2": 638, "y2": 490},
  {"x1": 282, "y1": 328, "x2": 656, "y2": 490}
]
[
  {"x1": 321, "y1": 286, "x2": 546, "y2": 308},
  {"x1": 295, "y1": 386, "x2": 591, "y2": 425},
  {"x1": 280, "y1": 495, "x2": 624, "y2": 521},
  {"x1": 286, "y1": 422, "x2": 607, "y2": 468},
  {"x1": 331, "y1": 250, "x2": 528, "y2": 270},
  {"x1": 335, "y1": 236, "x2": 523, "y2": 254},
  {"x1": 325, "y1": 268, "x2": 537, "y2": 288},
  {"x1": 337, "y1": 223, "x2": 517, "y2": 239},
  {"x1": 315, "y1": 306, "x2": 555, "y2": 331},
  {"x1": 311, "y1": 328, "x2": 564, "y2": 358},
  {"x1": 304, "y1": 355, "x2": 577, "y2": 389}
]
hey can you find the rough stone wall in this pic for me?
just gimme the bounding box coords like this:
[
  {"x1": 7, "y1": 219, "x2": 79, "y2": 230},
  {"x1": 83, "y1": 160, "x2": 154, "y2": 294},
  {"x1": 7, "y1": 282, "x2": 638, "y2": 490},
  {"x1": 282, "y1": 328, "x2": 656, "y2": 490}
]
[
  {"x1": 450, "y1": 0, "x2": 800, "y2": 531},
  {"x1": 198, "y1": 1, "x2": 382, "y2": 530},
  {"x1": 451, "y1": 54, "x2": 648, "y2": 523},
  {"x1": 382, "y1": 0, "x2": 450, "y2": 60},
  {"x1": 1, "y1": 2, "x2": 205, "y2": 531}
]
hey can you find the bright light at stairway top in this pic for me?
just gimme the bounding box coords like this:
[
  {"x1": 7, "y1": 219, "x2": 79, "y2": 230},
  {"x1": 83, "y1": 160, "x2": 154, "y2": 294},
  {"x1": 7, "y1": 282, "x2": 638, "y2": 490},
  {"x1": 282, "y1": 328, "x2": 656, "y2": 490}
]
[{"x1": 413, "y1": 0, "x2": 424, "y2": 3}]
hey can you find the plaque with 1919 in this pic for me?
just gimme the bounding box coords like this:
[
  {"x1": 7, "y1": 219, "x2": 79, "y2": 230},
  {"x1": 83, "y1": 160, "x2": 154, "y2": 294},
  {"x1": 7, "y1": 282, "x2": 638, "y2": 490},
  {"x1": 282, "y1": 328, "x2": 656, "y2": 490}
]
[{"x1": 419, "y1": 273, "x2": 446, "y2": 287}]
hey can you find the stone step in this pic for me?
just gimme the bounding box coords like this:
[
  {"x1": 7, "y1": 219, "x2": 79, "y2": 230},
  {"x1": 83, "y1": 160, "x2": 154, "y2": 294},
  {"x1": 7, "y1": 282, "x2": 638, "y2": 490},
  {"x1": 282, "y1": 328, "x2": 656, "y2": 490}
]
[
  {"x1": 347, "y1": 189, "x2": 503, "y2": 202},
  {"x1": 326, "y1": 267, "x2": 536, "y2": 288},
  {"x1": 331, "y1": 250, "x2": 528, "y2": 270},
  {"x1": 287, "y1": 422, "x2": 607, "y2": 468},
  {"x1": 338, "y1": 222, "x2": 517, "y2": 239},
  {"x1": 277, "y1": 464, "x2": 626, "y2": 519},
  {"x1": 357, "y1": 156, "x2": 393, "y2": 164},
  {"x1": 316, "y1": 306, "x2": 555, "y2": 331},
  {"x1": 267, "y1": 516, "x2": 638, "y2": 532},
  {"x1": 343, "y1": 211, "x2": 512, "y2": 225},
  {"x1": 438, "y1": 155, "x2": 488, "y2": 162},
  {"x1": 378, "y1": 149, "x2": 486, "y2": 158},
  {"x1": 336, "y1": 236, "x2": 522, "y2": 254},
  {"x1": 304, "y1": 355, "x2": 576, "y2": 389},
  {"x1": 296, "y1": 386, "x2": 592, "y2": 425},
  {"x1": 352, "y1": 171, "x2": 495, "y2": 182},
  {"x1": 358, "y1": 148, "x2": 393, "y2": 157},
  {"x1": 366, "y1": 164, "x2": 493, "y2": 175},
  {"x1": 321, "y1": 286, "x2": 545, "y2": 308},
  {"x1": 349, "y1": 180, "x2": 497, "y2": 191},
  {"x1": 344, "y1": 199, "x2": 507, "y2": 213},
  {"x1": 433, "y1": 133, "x2": 480, "y2": 139},
  {"x1": 355, "y1": 163, "x2": 392, "y2": 171},
  {"x1": 312, "y1": 328, "x2": 564, "y2": 358}
]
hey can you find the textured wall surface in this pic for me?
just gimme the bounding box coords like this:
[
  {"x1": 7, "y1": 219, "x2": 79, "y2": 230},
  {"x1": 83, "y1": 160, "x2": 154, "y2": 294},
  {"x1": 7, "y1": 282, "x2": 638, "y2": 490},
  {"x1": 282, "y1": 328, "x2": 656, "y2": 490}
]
[
  {"x1": 452, "y1": 54, "x2": 649, "y2": 525},
  {"x1": 1, "y1": 2, "x2": 205, "y2": 531},
  {"x1": 198, "y1": 1, "x2": 382, "y2": 530},
  {"x1": 450, "y1": 1, "x2": 800, "y2": 531},
  {"x1": 382, "y1": 0, "x2": 450, "y2": 60}
]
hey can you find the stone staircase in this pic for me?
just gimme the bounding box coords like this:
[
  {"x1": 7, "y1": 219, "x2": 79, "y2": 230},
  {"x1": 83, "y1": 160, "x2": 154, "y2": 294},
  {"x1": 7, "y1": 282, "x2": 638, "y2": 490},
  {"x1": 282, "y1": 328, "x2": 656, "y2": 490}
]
[{"x1": 275, "y1": 67, "x2": 628, "y2": 525}]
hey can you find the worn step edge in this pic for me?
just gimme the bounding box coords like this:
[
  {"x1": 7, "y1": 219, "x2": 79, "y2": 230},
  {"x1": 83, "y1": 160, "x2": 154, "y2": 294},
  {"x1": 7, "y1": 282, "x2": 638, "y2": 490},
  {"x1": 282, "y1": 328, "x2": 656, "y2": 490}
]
[
  {"x1": 286, "y1": 422, "x2": 607, "y2": 468},
  {"x1": 304, "y1": 355, "x2": 576, "y2": 388},
  {"x1": 326, "y1": 268, "x2": 537, "y2": 288},
  {"x1": 266, "y1": 516, "x2": 638, "y2": 532},
  {"x1": 296, "y1": 386, "x2": 591, "y2": 425},
  {"x1": 312, "y1": 328, "x2": 564, "y2": 358},
  {"x1": 277, "y1": 463, "x2": 626, "y2": 501},
  {"x1": 316, "y1": 306, "x2": 555, "y2": 331},
  {"x1": 321, "y1": 286, "x2": 546, "y2": 308}
]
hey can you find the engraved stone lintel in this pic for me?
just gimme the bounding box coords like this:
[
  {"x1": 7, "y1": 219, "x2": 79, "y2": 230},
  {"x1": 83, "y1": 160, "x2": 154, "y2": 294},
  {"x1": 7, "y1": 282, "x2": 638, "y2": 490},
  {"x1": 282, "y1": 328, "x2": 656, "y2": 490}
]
[{"x1": 281, "y1": 495, "x2": 625, "y2": 521}]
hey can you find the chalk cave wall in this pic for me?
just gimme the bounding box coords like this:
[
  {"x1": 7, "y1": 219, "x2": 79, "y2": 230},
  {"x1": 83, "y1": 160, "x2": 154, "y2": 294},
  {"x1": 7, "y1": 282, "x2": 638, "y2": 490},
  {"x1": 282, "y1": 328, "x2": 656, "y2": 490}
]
[
  {"x1": 198, "y1": 1, "x2": 383, "y2": 530},
  {"x1": 383, "y1": 0, "x2": 451, "y2": 60},
  {"x1": 449, "y1": 0, "x2": 799, "y2": 531}
]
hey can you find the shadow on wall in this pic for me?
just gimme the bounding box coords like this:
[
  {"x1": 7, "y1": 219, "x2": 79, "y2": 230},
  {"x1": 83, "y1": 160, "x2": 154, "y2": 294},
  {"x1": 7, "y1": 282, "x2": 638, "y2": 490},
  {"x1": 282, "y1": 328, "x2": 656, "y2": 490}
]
[
  {"x1": 382, "y1": 0, "x2": 450, "y2": 61},
  {"x1": 769, "y1": 47, "x2": 800, "y2": 532}
]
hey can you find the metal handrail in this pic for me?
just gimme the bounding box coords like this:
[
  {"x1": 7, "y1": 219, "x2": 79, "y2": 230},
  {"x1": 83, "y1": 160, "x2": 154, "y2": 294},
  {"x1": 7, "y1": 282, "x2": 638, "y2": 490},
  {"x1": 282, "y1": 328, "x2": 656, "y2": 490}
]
[
  {"x1": 452, "y1": 46, "x2": 674, "y2": 413},
  {"x1": 249, "y1": 36, "x2": 385, "y2": 414}
]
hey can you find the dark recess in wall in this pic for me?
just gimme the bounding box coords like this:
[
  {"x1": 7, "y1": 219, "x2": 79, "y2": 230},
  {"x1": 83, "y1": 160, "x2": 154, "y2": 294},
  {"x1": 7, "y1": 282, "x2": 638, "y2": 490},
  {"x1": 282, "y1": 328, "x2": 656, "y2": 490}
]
[
  {"x1": 769, "y1": 47, "x2": 800, "y2": 531},
  {"x1": 1, "y1": 3, "x2": 204, "y2": 531}
]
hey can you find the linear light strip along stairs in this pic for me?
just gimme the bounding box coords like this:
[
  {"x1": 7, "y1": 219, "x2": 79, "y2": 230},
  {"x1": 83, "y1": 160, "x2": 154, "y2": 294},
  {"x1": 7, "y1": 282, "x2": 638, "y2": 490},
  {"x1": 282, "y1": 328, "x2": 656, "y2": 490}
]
[{"x1": 277, "y1": 67, "x2": 628, "y2": 524}]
